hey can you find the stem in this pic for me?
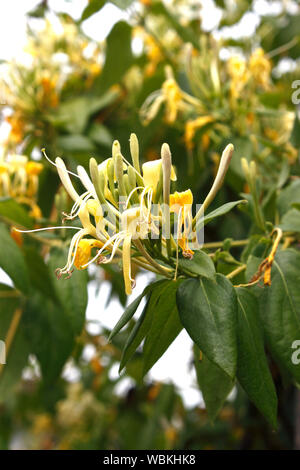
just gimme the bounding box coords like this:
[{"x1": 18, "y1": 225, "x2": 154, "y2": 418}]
[
  {"x1": 227, "y1": 264, "x2": 246, "y2": 280},
  {"x1": 0, "y1": 308, "x2": 23, "y2": 376},
  {"x1": 267, "y1": 37, "x2": 299, "y2": 59},
  {"x1": 134, "y1": 239, "x2": 173, "y2": 278},
  {"x1": 202, "y1": 239, "x2": 249, "y2": 249}
]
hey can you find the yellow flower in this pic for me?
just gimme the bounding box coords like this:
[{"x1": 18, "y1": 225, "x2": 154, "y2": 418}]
[
  {"x1": 142, "y1": 159, "x2": 177, "y2": 192},
  {"x1": 26, "y1": 161, "x2": 43, "y2": 176},
  {"x1": 170, "y1": 189, "x2": 194, "y2": 258},
  {"x1": 6, "y1": 113, "x2": 25, "y2": 144},
  {"x1": 49, "y1": 143, "x2": 171, "y2": 294},
  {"x1": 184, "y1": 116, "x2": 214, "y2": 150},
  {"x1": 20, "y1": 136, "x2": 235, "y2": 298},
  {"x1": 140, "y1": 67, "x2": 200, "y2": 125},
  {"x1": 227, "y1": 56, "x2": 249, "y2": 98},
  {"x1": 249, "y1": 48, "x2": 271, "y2": 88},
  {"x1": 74, "y1": 239, "x2": 103, "y2": 270}
]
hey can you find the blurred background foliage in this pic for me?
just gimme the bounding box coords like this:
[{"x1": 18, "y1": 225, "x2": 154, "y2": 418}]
[{"x1": 0, "y1": 0, "x2": 299, "y2": 450}]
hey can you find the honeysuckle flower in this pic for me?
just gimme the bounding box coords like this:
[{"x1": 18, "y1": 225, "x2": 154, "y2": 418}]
[
  {"x1": 0, "y1": 154, "x2": 43, "y2": 218},
  {"x1": 249, "y1": 48, "x2": 271, "y2": 89},
  {"x1": 20, "y1": 135, "x2": 235, "y2": 297},
  {"x1": 170, "y1": 189, "x2": 194, "y2": 258},
  {"x1": 184, "y1": 116, "x2": 215, "y2": 150},
  {"x1": 41, "y1": 141, "x2": 172, "y2": 293},
  {"x1": 227, "y1": 56, "x2": 249, "y2": 99},
  {"x1": 140, "y1": 66, "x2": 201, "y2": 125}
]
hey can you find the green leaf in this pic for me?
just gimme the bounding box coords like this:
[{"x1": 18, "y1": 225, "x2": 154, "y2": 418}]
[
  {"x1": 0, "y1": 198, "x2": 33, "y2": 228},
  {"x1": 53, "y1": 92, "x2": 118, "y2": 134},
  {"x1": 277, "y1": 180, "x2": 300, "y2": 217},
  {"x1": 199, "y1": 200, "x2": 247, "y2": 227},
  {"x1": 142, "y1": 280, "x2": 182, "y2": 376},
  {"x1": 48, "y1": 248, "x2": 88, "y2": 336},
  {"x1": 98, "y1": 21, "x2": 133, "y2": 92},
  {"x1": 176, "y1": 250, "x2": 215, "y2": 279},
  {"x1": 81, "y1": 0, "x2": 106, "y2": 21},
  {"x1": 0, "y1": 285, "x2": 29, "y2": 402},
  {"x1": 236, "y1": 288, "x2": 277, "y2": 428},
  {"x1": 194, "y1": 347, "x2": 234, "y2": 421},
  {"x1": 23, "y1": 293, "x2": 75, "y2": 384},
  {"x1": 110, "y1": 0, "x2": 134, "y2": 9},
  {"x1": 81, "y1": 0, "x2": 134, "y2": 21},
  {"x1": 57, "y1": 135, "x2": 96, "y2": 153},
  {"x1": 176, "y1": 274, "x2": 238, "y2": 378},
  {"x1": 0, "y1": 223, "x2": 30, "y2": 294},
  {"x1": 109, "y1": 282, "x2": 161, "y2": 341},
  {"x1": 23, "y1": 247, "x2": 57, "y2": 301},
  {"x1": 109, "y1": 293, "x2": 146, "y2": 341},
  {"x1": 88, "y1": 123, "x2": 113, "y2": 148},
  {"x1": 119, "y1": 280, "x2": 170, "y2": 372},
  {"x1": 279, "y1": 208, "x2": 300, "y2": 232},
  {"x1": 260, "y1": 249, "x2": 300, "y2": 384},
  {"x1": 245, "y1": 254, "x2": 263, "y2": 281}
]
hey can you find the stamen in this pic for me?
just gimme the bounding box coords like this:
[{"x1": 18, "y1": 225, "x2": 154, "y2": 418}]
[
  {"x1": 42, "y1": 149, "x2": 79, "y2": 179},
  {"x1": 126, "y1": 186, "x2": 144, "y2": 208},
  {"x1": 15, "y1": 226, "x2": 82, "y2": 233},
  {"x1": 81, "y1": 231, "x2": 125, "y2": 268}
]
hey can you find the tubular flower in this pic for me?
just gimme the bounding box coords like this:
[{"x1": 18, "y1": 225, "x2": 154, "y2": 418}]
[
  {"x1": 227, "y1": 56, "x2": 249, "y2": 99},
  {"x1": 184, "y1": 116, "x2": 215, "y2": 150},
  {"x1": 249, "y1": 48, "x2": 271, "y2": 89},
  {"x1": 140, "y1": 66, "x2": 201, "y2": 125},
  {"x1": 0, "y1": 154, "x2": 43, "y2": 218},
  {"x1": 170, "y1": 190, "x2": 194, "y2": 258},
  {"x1": 21, "y1": 136, "x2": 235, "y2": 297},
  {"x1": 47, "y1": 139, "x2": 173, "y2": 294}
]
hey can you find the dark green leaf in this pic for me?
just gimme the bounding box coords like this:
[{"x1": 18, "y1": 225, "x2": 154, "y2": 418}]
[
  {"x1": 177, "y1": 274, "x2": 238, "y2": 378},
  {"x1": 260, "y1": 249, "x2": 300, "y2": 384},
  {"x1": 48, "y1": 248, "x2": 88, "y2": 336},
  {"x1": 98, "y1": 21, "x2": 133, "y2": 92},
  {"x1": 0, "y1": 223, "x2": 30, "y2": 294},
  {"x1": 81, "y1": 0, "x2": 106, "y2": 21},
  {"x1": 109, "y1": 285, "x2": 150, "y2": 341},
  {"x1": 194, "y1": 347, "x2": 234, "y2": 421},
  {"x1": 236, "y1": 288, "x2": 277, "y2": 428},
  {"x1": 0, "y1": 198, "x2": 33, "y2": 228},
  {"x1": 0, "y1": 286, "x2": 29, "y2": 401},
  {"x1": 200, "y1": 200, "x2": 247, "y2": 227},
  {"x1": 23, "y1": 247, "x2": 57, "y2": 301},
  {"x1": 277, "y1": 180, "x2": 300, "y2": 217},
  {"x1": 279, "y1": 208, "x2": 300, "y2": 232},
  {"x1": 176, "y1": 250, "x2": 215, "y2": 279},
  {"x1": 119, "y1": 280, "x2": 170, "y2": 372},
  {"x1": 142, "y1": 280, "x2": 182, "y2": 375},
  {"x1": 23, "y1": 293, "x2": 75, "y2": 384}
]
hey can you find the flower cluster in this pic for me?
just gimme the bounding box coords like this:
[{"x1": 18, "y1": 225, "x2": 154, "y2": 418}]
[
  {"x1": 0, "y1": 153, "x2": 43, "y2": 218},
  {"x1": 35, "y1": 135, "x2": 234, "y2": 295}
]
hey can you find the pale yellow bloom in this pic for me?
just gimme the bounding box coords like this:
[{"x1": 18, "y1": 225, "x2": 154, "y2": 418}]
[
  {"x1": 140, "y1": 67, "x2": 200, "y2": 125},
  {"x1": 170, "y1": 189, "x2": 194, "y2": 258},
  {"x1": 249, "y1": 48, "x2": 271, "y2": 88},
  {"x1": 184, "y1": 116, "x2": 214, "y2": 150},
  {"x1": 227, "y1": 56, "x2": 249, "y2": 99}
]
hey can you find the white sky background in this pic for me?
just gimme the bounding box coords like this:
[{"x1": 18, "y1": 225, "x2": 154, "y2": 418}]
[{"x1": 0, "y1": 0, "x2": 296, "y2": 408}]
